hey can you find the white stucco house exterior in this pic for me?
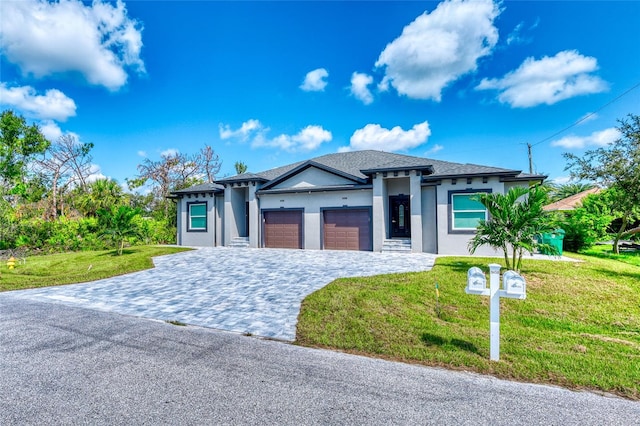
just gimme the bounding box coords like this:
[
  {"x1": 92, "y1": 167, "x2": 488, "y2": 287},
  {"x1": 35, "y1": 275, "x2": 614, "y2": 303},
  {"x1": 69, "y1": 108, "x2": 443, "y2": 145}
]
[{"x1": 170, "y1": 150, "x2": 545, "y2": 255}]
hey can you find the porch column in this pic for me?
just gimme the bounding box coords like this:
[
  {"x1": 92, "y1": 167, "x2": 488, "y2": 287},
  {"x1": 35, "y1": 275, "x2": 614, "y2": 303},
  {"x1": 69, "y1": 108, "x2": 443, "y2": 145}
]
[
  {"x1": 223, "y1": 185, "x2": 236, "y2": 245},
  {"x1": 248, "y1": 183, "x2": 259, "y2": 248},
  {"x1": 372, "y1": 173, "x2": 384, "y2": 252},
  {"x1": 410, "y1": 171, "x2": 423, "y2": 252}
]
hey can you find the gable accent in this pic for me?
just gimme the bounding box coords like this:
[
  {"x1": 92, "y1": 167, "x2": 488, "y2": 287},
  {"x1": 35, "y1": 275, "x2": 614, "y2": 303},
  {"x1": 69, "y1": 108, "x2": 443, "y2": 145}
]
[{"x1": 260, "y1": 161, "x2": 368, "y2": 190}]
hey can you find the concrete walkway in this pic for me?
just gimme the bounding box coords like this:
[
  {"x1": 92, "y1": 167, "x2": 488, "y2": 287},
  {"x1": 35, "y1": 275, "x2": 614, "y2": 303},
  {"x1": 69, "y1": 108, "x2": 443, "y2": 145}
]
[{"x1": 4, "y1": 247, "x2": 436, "y2": 340}]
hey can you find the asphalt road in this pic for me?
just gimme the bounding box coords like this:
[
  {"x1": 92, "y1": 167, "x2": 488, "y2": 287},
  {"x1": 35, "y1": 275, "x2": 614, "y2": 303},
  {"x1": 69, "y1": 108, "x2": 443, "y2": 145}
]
[{"x1": 1, "y1": 296, "x2": 638, "y2": 425}]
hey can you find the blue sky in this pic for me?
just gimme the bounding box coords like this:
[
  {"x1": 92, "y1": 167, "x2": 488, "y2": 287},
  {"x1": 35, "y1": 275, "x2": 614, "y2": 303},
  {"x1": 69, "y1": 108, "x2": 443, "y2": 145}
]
[{"x1": 1, "y1": 0, "x2": 639, "y2": 188}]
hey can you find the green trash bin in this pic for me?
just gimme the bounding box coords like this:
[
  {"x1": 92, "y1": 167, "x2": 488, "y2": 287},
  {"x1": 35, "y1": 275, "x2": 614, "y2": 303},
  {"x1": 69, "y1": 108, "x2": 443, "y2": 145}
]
[{"x1": 539, "y1": 229, "x2": 565, "y2": 256}]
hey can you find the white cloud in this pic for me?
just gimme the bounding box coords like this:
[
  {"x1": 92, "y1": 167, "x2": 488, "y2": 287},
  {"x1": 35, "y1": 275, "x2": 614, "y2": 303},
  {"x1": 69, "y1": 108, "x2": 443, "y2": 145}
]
[
  {"x1": 219, "y1": 119, "x2": 263, "y2": 141},
  {"x1": 220, "y1": 120, "x2": 332, "y2": 153},
  {"x1": 0, "y1": 0, "x2": 145, "y2": 91},
  {"x1": 38, "y1": 120, "x2": 63, "y2": 141},
  {"x1": 86, "y1": 164, "x2": 106, "y2": 183},
  {"x1": 346, "y1": 121, "x2": 431, "y2": 152},
  {"x1": 476, "y1": 50, "x2": 608, "y2": 107},
  {"x1": 551, "y1": 176, "x2": 572, "y2": 185},
  {"x1": 425, "y1": 144, "x2": 444, "y2": 156},
  {"x1": 375, "y1": 0, "x2": 500, "y2": 101},
  {"x1": 137, "y1": 150, "x2": 147, "y2": 158},
  {"x1": 350, "y1": 72, "x2": 374, "y2": 105},
  {"x1": 0, "y1": 83, "x2": 77, "y2": 121},
  {"x1": 300, "y1": 68, "x2": 329, "y2": 92},
  {"x1": 551, "y1": 127, "x2": 621, "y2": 149},
  {"x1": 37, "y1": 119, "x2": 80, "y2": 143},
  {"x1": 253, "y1": 125, "x2": 332, "y2": 152},
  {"x1": 160, "y1": 148, "x2": 179, "y2": 157}
]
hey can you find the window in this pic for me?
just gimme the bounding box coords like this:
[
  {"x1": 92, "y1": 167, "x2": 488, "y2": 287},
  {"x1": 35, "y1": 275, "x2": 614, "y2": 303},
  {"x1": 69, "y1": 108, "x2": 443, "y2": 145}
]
[
  {"x1": 188, "y1": 202, "x2": 207, "y2": 232},
  {"x1": 451, "y1": 193, "x2": 487, "y2": 231}
]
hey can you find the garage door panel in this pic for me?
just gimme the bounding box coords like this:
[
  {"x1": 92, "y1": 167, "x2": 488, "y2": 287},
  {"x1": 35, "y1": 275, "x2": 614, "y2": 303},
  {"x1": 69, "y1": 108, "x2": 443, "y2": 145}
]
[
  {"x1": 323, "y1": 209, "x2": 371, "y2": 251},
  {"x1": 264, "y1": 211, "x2": 302, "y2": 249}
]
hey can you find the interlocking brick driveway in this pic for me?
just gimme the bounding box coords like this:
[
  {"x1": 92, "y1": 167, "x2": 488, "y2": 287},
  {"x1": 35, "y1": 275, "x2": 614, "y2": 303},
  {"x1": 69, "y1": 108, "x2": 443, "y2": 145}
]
[{"x1": 4, "y1": 247, "x2": 436, "y2": 340}]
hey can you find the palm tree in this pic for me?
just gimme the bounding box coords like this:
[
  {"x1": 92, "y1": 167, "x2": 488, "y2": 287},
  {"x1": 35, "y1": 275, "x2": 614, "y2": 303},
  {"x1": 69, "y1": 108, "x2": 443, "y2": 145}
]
[
  {"x1": 549, "y1": 183, "x2": 595, "y2": 202},
  {"x1": 76, "y1": 178, "x2": 125, "y2": 217},
  {"x1": 98, "y1": 205, "x2": 141, "y2": 255},
  {"x1": 468, "y1": 186, "x2": 553, "y2": 272}
]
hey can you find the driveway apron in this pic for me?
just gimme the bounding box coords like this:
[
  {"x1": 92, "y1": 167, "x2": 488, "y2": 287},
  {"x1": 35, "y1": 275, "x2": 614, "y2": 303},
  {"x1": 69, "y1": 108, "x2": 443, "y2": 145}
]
[{"x1": 5, "y1": 247, "x2": 436, "y2": 340}]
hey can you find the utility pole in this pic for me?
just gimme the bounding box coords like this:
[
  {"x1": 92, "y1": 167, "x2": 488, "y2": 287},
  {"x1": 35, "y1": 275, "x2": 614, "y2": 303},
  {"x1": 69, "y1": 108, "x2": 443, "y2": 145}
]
[{"x1": 527, "y1": 143, "x2": 533, "y2": 174}]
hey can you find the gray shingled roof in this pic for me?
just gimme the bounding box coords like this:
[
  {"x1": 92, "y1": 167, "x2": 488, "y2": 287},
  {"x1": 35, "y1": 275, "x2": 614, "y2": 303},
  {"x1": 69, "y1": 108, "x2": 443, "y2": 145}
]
[
  {"x1": 171, "y1": 182, "x2": 224, "y2": 195},
  {"x1": 179, "y1": 150, "x2": 543, "y2": 193}
]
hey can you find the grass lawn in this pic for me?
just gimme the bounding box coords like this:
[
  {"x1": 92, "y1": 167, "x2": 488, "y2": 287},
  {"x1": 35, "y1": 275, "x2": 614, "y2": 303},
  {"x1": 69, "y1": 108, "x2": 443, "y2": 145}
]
[
  {"x1": 296, "y1": 254, "x2": 640, "y2": 399},
  {"x1": 580, "y1": 244, "x2": 640, "y2": 267},
  {"x1": 0, "y1": 246, "x2": 191, "y2": 292}
]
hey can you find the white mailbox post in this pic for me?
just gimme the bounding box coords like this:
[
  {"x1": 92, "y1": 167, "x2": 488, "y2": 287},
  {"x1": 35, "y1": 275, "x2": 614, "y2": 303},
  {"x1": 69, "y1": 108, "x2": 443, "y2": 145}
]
[{"x1": 465, "y1": 264, "x2": 526, "y2": 361}]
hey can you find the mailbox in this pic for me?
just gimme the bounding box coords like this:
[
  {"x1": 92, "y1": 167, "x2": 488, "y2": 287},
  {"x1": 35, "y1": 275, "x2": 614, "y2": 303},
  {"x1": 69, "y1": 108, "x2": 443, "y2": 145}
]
[
  {"x1": 503, "y1": 270, "x2": 526, "y2": 299},
  {"x1": 466, "y1": 267, "x2": 488, "y2": 295}
]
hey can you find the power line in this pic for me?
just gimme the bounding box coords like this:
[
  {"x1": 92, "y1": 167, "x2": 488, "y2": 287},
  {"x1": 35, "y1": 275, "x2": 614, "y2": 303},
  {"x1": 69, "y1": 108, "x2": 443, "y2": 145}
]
[{"x1": 531, "y1": 81, "x2": 640, "y2": 147}]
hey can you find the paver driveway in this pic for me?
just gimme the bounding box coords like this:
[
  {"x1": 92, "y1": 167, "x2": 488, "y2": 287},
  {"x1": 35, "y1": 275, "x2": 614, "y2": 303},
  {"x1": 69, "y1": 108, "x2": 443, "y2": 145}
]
[{"x1": 5, "y1": 247, "x2": 436, "y2": 340}]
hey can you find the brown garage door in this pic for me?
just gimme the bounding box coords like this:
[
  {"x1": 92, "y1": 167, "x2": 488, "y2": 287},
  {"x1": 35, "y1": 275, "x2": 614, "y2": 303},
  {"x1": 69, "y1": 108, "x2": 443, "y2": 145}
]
[
  {"x1": 263, "y1": 210, "x2": 303, "y2": 249},
  {"x1": 323, "y1": 209, "x2": 371, "y2": 251}
]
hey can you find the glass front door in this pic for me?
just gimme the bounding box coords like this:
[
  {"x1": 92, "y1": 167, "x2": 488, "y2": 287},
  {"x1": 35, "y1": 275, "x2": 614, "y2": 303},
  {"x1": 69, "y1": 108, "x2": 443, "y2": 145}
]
[{"x1": 389, "y1": 195, "x2": 410, "y2": 238}]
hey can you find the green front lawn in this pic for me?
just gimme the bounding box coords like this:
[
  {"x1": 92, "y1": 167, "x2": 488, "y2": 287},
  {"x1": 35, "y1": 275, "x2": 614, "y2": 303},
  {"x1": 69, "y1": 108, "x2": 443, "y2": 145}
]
[
  {"x1": 580, "y1": 244, "x2": 640, "y2": 267},
  {"x1": 297, "y1": 254, "x2": 640, "y2": 399},
  {"x1": 0, "y1": 246, "x2": 191, "y2": 292}
]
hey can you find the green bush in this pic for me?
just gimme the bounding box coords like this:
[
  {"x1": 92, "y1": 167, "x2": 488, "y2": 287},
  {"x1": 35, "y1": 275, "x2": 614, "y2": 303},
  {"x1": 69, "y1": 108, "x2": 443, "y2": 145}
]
[{"x1": 559, "y1": 199, "x2": 613, "y2": 252}]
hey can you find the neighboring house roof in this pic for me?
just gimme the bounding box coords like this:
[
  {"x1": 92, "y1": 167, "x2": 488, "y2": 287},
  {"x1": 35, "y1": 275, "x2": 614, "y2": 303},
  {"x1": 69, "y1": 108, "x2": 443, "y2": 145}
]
[
  {"x1": 543, "y1": 187, "x2": 601, "y2": 212},
  {"x1": 172, "y1": 150, "x2": 546, "y2": 196}
]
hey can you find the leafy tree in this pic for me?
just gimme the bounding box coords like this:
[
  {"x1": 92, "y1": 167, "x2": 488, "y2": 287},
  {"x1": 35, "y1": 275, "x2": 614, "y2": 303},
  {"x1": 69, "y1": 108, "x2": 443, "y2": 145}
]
[
  {"x1": 468, "y1": 186, "x2": 553, "y2": 272},
  {"x1": 0, "y1": 110, "x2": 49, "y2": 197},
  {"x1": 98, "y1": 205, "x2": 141, "y2": 255},
  {"x1": 564, "y1": 114, "x2": 640, "y2": 253},
  {"x1": 234, "y1": 161, "x2": 248, "y2": 174},
  {"x1": 558, "y1": 191, "x2": 614, "y2": 251}
]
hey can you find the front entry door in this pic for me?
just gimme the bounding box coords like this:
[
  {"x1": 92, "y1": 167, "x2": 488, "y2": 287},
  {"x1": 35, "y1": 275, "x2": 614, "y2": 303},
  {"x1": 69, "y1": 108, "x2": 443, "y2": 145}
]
[{"x1": 389, "y1": 195, "x2": 410, "y2": 238}]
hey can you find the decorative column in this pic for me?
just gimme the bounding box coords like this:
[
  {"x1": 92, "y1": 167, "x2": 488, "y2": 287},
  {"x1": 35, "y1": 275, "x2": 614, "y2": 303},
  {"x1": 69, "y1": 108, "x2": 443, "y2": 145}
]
[
  {"x1": 248, "y1": 183, "x2": 259, "y2": 248},
  {"x1": 372, "y1": 173, "x2": 384, "y2": 252},
  {"x1": 410, "y1": 171, "x2": 423, "y2": 252}
]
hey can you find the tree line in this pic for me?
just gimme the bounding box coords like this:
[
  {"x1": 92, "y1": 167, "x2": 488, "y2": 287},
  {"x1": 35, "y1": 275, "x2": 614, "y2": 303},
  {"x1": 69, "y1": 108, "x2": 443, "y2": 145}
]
[{"x1": 0, "y1": 109, "x2": 225, "y2": 254}]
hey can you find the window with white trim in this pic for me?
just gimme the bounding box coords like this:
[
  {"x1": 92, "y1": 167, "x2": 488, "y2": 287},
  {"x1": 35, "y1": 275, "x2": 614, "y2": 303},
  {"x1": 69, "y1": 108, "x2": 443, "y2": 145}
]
[
  {"x1": 188, "y1": 202, "x2": 207, "y2": 232},
  {"x1": 451, "y1": 193, "x2": 487, "y2": 230}
]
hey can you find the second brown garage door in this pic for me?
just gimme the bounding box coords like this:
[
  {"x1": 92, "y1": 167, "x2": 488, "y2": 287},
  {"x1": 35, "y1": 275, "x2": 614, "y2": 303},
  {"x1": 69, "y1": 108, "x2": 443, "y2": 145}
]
[
  {"x1": 323, "y1": 209, "x2": 372, "y2": 251},
  {"x1": 263, "y1": 210, "x2": 303, "y2": 249}
]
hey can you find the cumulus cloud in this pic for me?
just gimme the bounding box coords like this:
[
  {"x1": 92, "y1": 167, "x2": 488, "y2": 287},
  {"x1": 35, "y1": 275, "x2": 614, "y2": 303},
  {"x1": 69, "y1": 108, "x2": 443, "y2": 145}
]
[
  {"x1": 0, "y1": 83, "x2": 77, "y2": 121},
  {"x1": 0, "y1": 0, "x2": 145, "y2": 91},
  {"x1": 345, "y1": 121, "x2": 431, "y2": 152},
  {"x1": 38, "y1": 120, "x2": 64, "y2": 141},
  {"x1": 37, "y1": 119, "x2": 80, "y2": 143},
  {"x1": 350, "y1": 72, "x2": 374, "y2": 105},
  {"x1": 137, "y1": 150, "x2": 147, "y2": 158},
  {"x1": 476, "y1": 50, "x2": 608, "y2": 107},
  {"x1": 375, "y1": 0, "x2": 500, "y2": 101},
  {"x1": 551, "y1": 127, "x2": 621, "y2": 149},
  {"x1": 219, "y1": 119, "x2": 263, "y2": 141},
  {"x1": 300, "y1": 68, "x2": 329, "y2": 92},
  {"x1": 253, "y1": 125, "x2": 332, "y2": 152},
  {"x1": 425, "y1": 144, "x2": 444, "y2": 156},
  {"x1": 220, "y1": 120, "x2": 332, "y2": 153}
]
